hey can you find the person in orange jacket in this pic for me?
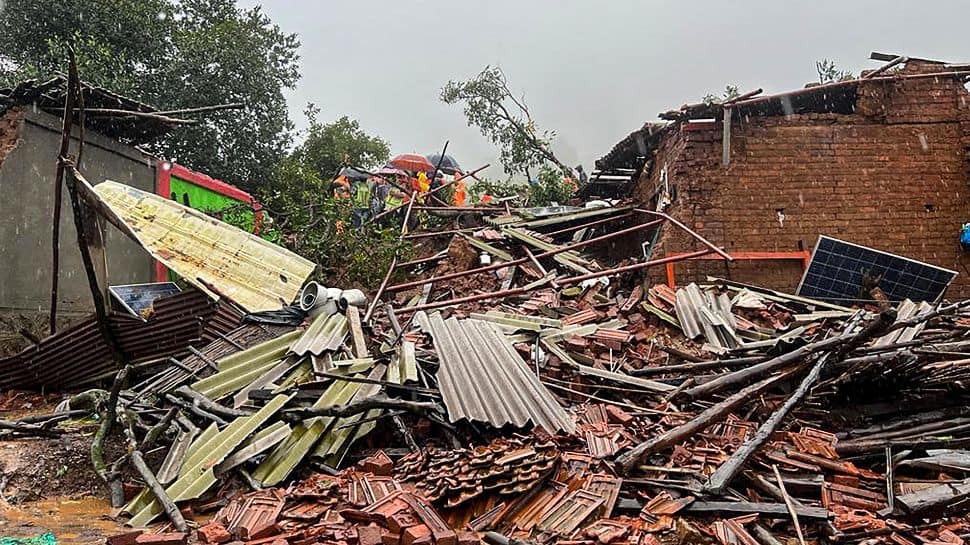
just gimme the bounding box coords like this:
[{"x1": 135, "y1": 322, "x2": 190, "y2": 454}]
[{"x1": 452, "y1": 174, "x2": 467, "y2": 207}]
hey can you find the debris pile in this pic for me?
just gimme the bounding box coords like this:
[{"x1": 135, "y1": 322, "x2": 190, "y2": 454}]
[{"x1": 8, "y1": 175, "x2": 970, "y2": 545}]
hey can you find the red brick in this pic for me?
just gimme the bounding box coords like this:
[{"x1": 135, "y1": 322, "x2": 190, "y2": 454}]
[
  {"x1": 401, "y1": 525, "x2": 432, "y2": 545},
  {"x1": 133, "y1": 533, "x2": 188, "y2": 545},
  {"x1": 107, "y1": 531, "x2": 143, "y2": 545},
  {"x1": 387, "y1": 512, "x2": 420, "y2": 534},
  {"x1": 198, "y1": 523, "x2": 231, "y2": 544},
  {"x1": 381, "y1": 530, "x2": 401, "y2": 545},
  {"x1": 358, "y1": 526, "x2": 384, "y2": 545},
  {"x1": 360, "y1": 450, "x2": 394, "y2": 476}
]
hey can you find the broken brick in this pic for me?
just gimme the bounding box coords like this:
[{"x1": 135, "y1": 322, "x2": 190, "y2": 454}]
[
  {"x1": 108, "y1": 531, "x2": 144, "y2": 545},
  {"x1": 198, "y1": 523, "x2": 232, "y2": 545},
  {"x1": 387, "y1": 512, "x2": 420, "y2": 534},
  {"x1": 401, "y1": 525, "x2": 432, "y2": 545},
  {"x1": 358, "y1": 526, "x2": 384, "y2": 545},
  {"x1": 134, "y1": 533, "x2": 188, "y2": 545},
  {"x1": 361, "y1": 450, "x2": 394, "y2": 476},
  {"x1": 381, "y1": 530, "x2": 401, "y2": 545}
]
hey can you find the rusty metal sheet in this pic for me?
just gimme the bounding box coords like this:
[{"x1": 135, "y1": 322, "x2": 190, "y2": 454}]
[
  {"x1": 416, "y1": 312, "x2": 575, "y2": 434},
  {"x1": 0, "y1": 289, "x2": 242, "y2": 391},
  {"x1": 92, "y1": 180, "x2": 314, "y2": 312}
]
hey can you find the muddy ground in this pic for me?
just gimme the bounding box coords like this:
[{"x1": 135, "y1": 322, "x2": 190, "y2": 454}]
[{"x1": 0, "y1": 392, "x2": 128, "y2": 544}]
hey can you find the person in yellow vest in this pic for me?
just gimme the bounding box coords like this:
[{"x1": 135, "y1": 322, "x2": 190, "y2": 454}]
[
  {"x1": 415, "y1": 171, "x2": 431, "y2": 193},
  {"x1": 350, "y1": 177, "x2": 372, "y2": 227}
]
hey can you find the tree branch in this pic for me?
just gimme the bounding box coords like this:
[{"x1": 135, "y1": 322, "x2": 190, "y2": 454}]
[{"x1": 283, "y1": 394, "x2": 442, "y2": 421}]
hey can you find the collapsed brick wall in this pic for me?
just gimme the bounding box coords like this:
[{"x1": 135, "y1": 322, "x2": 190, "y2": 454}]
[
  {"x1": 0, "y1": 108, "x2": 24, "y2": 170},
  {"x1": 636, "y1": 64, "x2": 970, "y2": 299}
]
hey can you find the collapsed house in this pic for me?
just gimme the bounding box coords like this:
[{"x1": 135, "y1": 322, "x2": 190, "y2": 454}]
[
  {"x1": 8, "y1": 53, "x2": 970, "y2": 545},
  {"x1": 596, "y1": 53, "x2": 970, "y2": 299}
]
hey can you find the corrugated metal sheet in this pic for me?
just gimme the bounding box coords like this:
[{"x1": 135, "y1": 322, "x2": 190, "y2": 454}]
[
  {"x1": 93, "y1": 180, "x2": 315, "y2": 312},
  {"x1": 127, "y1": 393, "x2": 293, "y2": 527},
  {"x1": 874, "y1": 299, "x2": 934, "y2": 346},
  {"x1": 290, "y1": 312, "x2": 348, "y2": 357},
  {"x1": 0, "y1": 290, "x2": 243, "y2": 391},
  {"x1": 416, "y1": 312, "x2": 575, "y2": 433},
  {"x1": 132, "y1": 322, "x2": 293, "y2": 395},
  {"x1": 674, "y1": 283, "x2": 741, "y2": 350}
]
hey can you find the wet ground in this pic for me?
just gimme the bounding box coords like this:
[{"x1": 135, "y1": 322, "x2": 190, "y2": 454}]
[
  {"x1": 0, "y1": 497, "x2": 126, "y2": 544},
  {"x1": 0, "y1": 392, "x2": 128, "y2": 544}
]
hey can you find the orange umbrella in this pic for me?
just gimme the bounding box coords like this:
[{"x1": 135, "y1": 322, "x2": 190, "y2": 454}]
[{"x1": 389, "y1": 153, "x2": 435, "y2": 173}]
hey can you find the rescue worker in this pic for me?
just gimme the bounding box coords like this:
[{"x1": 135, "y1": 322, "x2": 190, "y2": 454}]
[
  {"x1": 331, "y1": 175, "x2": 351, "y2": 200},
  {"x1": 452, "y1": 174, "x2": 467, "y2": 207},
  {"x1": 350, "y1": 177, "x2": 372, "y2": 227}
]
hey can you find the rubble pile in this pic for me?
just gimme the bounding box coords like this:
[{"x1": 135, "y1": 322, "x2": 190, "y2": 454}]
[{"x1": 7, "y1": 187, "x2": 970, "y2": 545}]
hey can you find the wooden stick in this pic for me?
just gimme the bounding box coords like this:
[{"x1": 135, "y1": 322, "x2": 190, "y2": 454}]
[
  {"x1": 130, "y1": 450, "x2": 187, "y2": 532},
  {"x1": 615, "y1": 372, "x2": 791, "y2": 473},
  {"x1": 702, "y1": 354, "x2": 831, "y2": 495},
  {"x1": 283, "y1": 394, "x2": 442, "y2": 420},
  {"x1": 773, "y1": 464, "x2": 806, "y2": 545},
  {"x1": 172, "y1": 386, "x2": 252, "y2": 418},
  {"x1": 49, "y1": 48, "x2": 80, "y2": 334}
]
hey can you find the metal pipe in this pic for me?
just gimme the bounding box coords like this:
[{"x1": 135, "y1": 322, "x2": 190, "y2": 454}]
[
  {"x1": 395, "y1": 248, "x2": 712, "y2": 315},
  {"x1": 403, "y1": 228, "x2": 477, "y2": 240},
  {"x1": 386, "y1": 218, "x2": 665, "y2": 293},
  {"x1": 412, "y1": 206, "x2": 503, "y2": 212},
  {"x1": 364, "y1": 257, "x2": 396, "y2": 323},
  {"x1": 635, "y1": 208, "x2": 733, "y2": 261}
]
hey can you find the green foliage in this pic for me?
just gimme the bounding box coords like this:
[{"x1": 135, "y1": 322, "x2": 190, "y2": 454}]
[
  {"x1": 441, "y1": 66, "x2": 572, "y2": 177},
  {"x1": 294, "y1": 105, "x2": 390, "y2": 180},
  {"x1": 256, "y1": 114, "x2": 406, "y2": 288},
  {"x1": 816, "y1": 59, "x2": 854, "y2": 84},
  {"x1": 702, "y1": 85, "x2": 741, "y2": 105},
  {"x1": 469, "y1": 166, "x2": 578, "y2": 207},
  {"x1": 530, "y1": 166, "x2": 578, "y2": 206},
  {"x1": 0, "y1": 0, "x2": 300, "y2": 192}
]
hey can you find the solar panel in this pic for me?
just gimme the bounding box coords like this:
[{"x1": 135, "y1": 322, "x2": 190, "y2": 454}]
[
  {"x1": 797, "y1": 236, "x2": 957, "y2": 305},
  {"x1": 109, "y1": 282, "x2": 182, "y2": 318}
]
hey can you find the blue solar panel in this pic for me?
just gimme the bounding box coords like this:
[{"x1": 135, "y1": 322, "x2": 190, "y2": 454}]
[
  {"x1": 109, "y1": 282, "x2": 182, "y2": 318},
  {"x1": 797, "y1": 236, "x2": 956, "y2": 305}
]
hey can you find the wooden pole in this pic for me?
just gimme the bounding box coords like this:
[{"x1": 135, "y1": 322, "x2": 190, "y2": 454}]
[
  {"x1": 614, "y1": 372, "x2": 792, "y2": 473},
  {"x1": 130, "y1": 450, "x2": 188, "y2": 532},
  {"x1": 49, "y1": 47, "x2": 80, "y2": 334},
  {"x1": 702, "y1": 353, "x2": 832, "y2": 495}
]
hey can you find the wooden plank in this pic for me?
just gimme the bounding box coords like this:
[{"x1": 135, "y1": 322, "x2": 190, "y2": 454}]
[{"x1": 347, "y1": 306, "x2": 368, "y2": 358}]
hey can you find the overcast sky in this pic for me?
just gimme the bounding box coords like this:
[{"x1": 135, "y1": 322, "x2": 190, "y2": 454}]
[{"x1": 242, "y1": 0, "x2": 970, "y2": 178}]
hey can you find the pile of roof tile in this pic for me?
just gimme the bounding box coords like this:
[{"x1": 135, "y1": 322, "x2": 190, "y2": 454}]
[{"x1": 11, "y1": 190, "x2": 970, "y2": 545}]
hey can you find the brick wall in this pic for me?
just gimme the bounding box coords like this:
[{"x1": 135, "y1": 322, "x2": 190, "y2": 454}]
[{"x1": 636, "y1": 66, "x2": 970, "y2": 299}]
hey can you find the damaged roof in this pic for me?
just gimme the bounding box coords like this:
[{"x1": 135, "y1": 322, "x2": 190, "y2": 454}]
[{"x1": 90, "y1": 181, "x2": 315, "y2": 313}]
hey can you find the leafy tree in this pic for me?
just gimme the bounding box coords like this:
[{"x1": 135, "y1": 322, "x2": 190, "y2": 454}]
[
  {"x1": 441, "y1": 66, "x2": 574, "y2": 178},
  {"x1": 257, "y1": 112, "x2": 403, "y2": 287},
  {"x1": 816, "y1": 59, "x2": 854, "y2": 84},
  {"x1": 0, "y1": 0, "x2": 300, "y2": 192},
  {"x1": 293, "y1": 105, "x2": 390, "y2": 180}
]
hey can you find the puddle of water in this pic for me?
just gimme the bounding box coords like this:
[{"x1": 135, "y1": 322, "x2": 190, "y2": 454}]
[{"x1": 0, "y1": 497, "x2": 126, "y2": 544}]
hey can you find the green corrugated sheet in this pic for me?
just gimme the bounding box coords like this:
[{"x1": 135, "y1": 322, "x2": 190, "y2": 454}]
[
  {"x1": 128, "y1": 394, "x2": 292, "y2": 527},
  {"x1": 251, "y1": 379, "x2": 364, "y2": 486},
  {"x1": 123, "y1": 422, "x2": 220, "y2": 516},
  {"x1": 387, "y1": 341, "x2": 417, "y2": 384}
]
